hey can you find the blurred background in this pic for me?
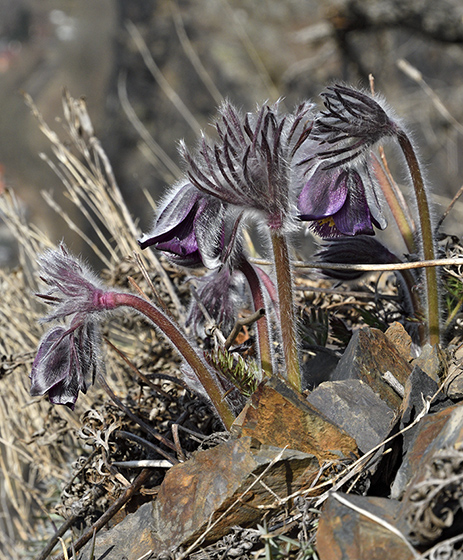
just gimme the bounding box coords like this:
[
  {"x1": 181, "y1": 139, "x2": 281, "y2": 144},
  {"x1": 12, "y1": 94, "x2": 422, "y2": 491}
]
[{"x1": 1, "y1": 0, "x2": 463, "y2": 263}]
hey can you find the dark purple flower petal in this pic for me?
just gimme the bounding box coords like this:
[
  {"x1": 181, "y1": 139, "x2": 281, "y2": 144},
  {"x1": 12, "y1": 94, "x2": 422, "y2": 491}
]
[
  {"x1": 30, "y1": 326, "x2": 72, "y2": 398},
  {"x1": 138, "y1": 180, "x2": 227, "y2": 269},
  {"x1": 331, "y1": 170, "x2": 374, "y2": 236},
  {"x1": 314, "y1": 236, "x2": 400, "y2": 280},
  {"x1": 298, "y1": 166, "x2": 348, "y2": 219}
]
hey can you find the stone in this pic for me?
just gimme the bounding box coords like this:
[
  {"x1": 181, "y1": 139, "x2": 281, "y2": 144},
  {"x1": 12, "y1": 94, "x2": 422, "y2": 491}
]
[
  {"x1": 400, "y1": 366, "x2": 439, "y2": 426},
  {"x1": 394, "y1": 403, "x2": 463, "y2": 543},
  {"x1": 385, "y1": 322, "x2": 413, "y2": 362},
  {"x1": 79, "y1": 502, "x2": 162, "y2": 560},
  {"x1": 231, "y1": 375, "x2": 358, "y2": 462},
  {"x1": 331, "y1": 327, "x2": 412, "y2": 410},
  {"x1": 80, "y1": 437, "x2": 319, "y2": 559},
  {"x1": 391, "y1": 403, "x2": 461, "y2": 500},
  {"x1": 411, "y1": 344, "x2": 446, "y2": 384},
  {"x1": 316, "y1": 493, "x2": 416, "y2": 560},
  {"x1": 445, "y1": 344, "x2": 463, "y2": 400},
  {"x1": 306, "y1": 379, "x2": 396, "y2": 454}
]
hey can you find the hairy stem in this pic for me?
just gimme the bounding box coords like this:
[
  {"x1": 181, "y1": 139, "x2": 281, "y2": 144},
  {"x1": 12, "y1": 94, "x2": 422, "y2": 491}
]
[
  {"x1": 397, "y1": 130, "x2": 440, "y2": 345},
  {"x1": 239, "y1": 258, "x2": 274, "y2": 377},
  {"x1": 270, "y1": 230, "x2": 301, "y2": 391},
  {"x1": 110, "y1": 292, "x2": 235, "y2": 429}
]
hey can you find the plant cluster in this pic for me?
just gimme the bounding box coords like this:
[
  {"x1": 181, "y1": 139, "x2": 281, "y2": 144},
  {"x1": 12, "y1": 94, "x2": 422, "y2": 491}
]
[{"x1": 30, "y1": 84, "x2": 442, "y2": 429}]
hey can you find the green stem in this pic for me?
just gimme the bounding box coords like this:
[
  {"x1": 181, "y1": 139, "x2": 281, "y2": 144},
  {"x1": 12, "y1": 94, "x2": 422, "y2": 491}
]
[
  {"x1": 239, "y1": 258, "x2": 274, "y2": 377},
  {"x1": 270, "y1": 230, "x2": 301, "y2": 391},
  {"x1": 110, "y1": 292, "x2": 235, "y2": 429},
  {"x1": 397, "y1": 130, "x2": 440, "y2": 345}
]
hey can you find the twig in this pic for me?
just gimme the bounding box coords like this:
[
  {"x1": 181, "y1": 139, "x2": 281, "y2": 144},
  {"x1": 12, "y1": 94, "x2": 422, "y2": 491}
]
[
  {"x1": 438, "y1": 182, "x2": 463, "y2": 228},
  {"x1": 171, "y1": 423, "x2": 187, "y2": 462},
  {"x1": 111, "y1": 460, "x2": 172, "y2": 468},
  {"x1": 115, "y1": 431, "x2": 175, "y2": 463},
  {"x1": 51, "y1": 468, "x2": 152, "y2": 560},
  {"x1": 126, "y1": 20, "x2": 203, "y2": 135},
  {"x1": 251, "y1": 257, "x2": 463, "y2": 272},
  {"x1": 397, "y1": 59, "x2": 463, "y2": 136},
  {"x1": 117, "y1": 70, "x2": 181, "y2": 180},
  {"x1": 225, "y1": 308, "x2": 265, "y2": 349},
  {"x1": 382, "y1": 371, "x2": 405, "y2": 398}
]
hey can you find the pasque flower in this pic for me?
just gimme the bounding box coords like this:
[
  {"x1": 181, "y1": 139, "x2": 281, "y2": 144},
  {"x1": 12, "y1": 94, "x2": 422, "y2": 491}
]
[
  {"x1": 186, "y1": 266, "x2": 244, "y2": 338},
  {"x1": 30, "y1": 245, "x2": 236, "y2": 427},
  {"x1": 30, "y1": 245, "x2": 111, "y2": 407},
  {"x1": 298, "y1": 155, "x2": 386, "y2": 237},
  {"x1": 314, "y1": 235, "x2": 401, "y2": 280},
  {"x1": 138, "y1": 180, "x2": 227, "y2": 269},
  {"x1": 296, "y1": 84, "x2": 396, "y2": 237},
  {"x1": 311, "y1": 84, "x2": 400, "y2": 168},
  {"x1": 30, "y1": 321, "x2": 103, "y2": 407},
  {"x1": 181, "y1": 100, "x2": 313, "y2": 232}
]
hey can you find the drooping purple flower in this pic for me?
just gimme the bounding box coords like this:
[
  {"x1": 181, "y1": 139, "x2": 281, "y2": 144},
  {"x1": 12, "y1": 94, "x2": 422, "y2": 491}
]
[
  {"x1": 314, "y1": 236, "x2": 400, "y2": 280},
  {"x1": 186, "y1": 266, "x2": 245, "y2": 338},
  {"x1": 180, "y1": 101, "x2": 313, "y2": 232},
  {"x1": 298, "y1": 157, "x2": 386, "y2": 237},
  {"x1": 138, "y1": 180, "x2": 229, "y2": 269},
  {"x1": 312, "y1": 84, "x2": 400, "y2": 168},
  {"x1": 30, "y1": 321, "x2": 103, "y2": 407},
  {"x1": 30, "y1": 244, "x2": 112, "y2": 407}
]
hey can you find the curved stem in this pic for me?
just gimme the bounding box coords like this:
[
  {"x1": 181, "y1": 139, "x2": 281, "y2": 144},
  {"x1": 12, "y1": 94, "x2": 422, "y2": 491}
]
[
  {"x1": 110, "y1": 292, "x2": 235, "y2": 429},
  {"x1": 397, "y1": 130, "x2": 440, "y2": 345},
  {"x1": 238, "y1": 258, "x2": 274, "y2": 377},
  {"x1": 270, "y1": 230, "x2": 301, "y2": 391}
]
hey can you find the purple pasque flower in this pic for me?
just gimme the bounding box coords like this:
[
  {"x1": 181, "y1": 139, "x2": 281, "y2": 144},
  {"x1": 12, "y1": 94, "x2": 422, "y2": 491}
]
[
  {"x1": 31, "y1": 244, "x2": 112, "y2": 407},
  {"x1": 30, "y1": 320, "x2": 103, "y2": 408},
  {"x1": 186, "y1": 266, "x2": 245, "y2": 338},
  {"x1": 180, "y1": 100, "x2": 313, "y2": 232},
  {"x1": 298, "y1": 155, "x2": 386, "y2": 237},
  {"x1": 36, "y1": 243, "x2": 110, "y2": 320},
  {"x1": 138, "y1": 180, "x2": 229, "y2": 269},
  {"x1": 311, "y1": 84, "x2": 400, "y2": 168},
  {"x1": 314, "y1": 235, "x2": 400, "y2": 280}
]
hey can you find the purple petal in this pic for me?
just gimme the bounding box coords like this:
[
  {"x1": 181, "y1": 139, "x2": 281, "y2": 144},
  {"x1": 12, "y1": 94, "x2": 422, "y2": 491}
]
[
  {"x1": 332, "y1": 170, "x2": 374, "y2": 235},
  {"x1": 30, "y1": 327, "x2": 72, "y2": 397},
  {"x1": 138, "y1": 182, "x2": 201, "y2": 249},
  {"x1": 298, "y1": 165, "x2": 348, "y2": 220}
]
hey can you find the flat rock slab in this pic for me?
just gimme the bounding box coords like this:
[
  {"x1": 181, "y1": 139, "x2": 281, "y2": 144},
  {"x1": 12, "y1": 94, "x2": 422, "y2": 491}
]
[
  {"x1": 317, "y1": 493, "x2": 416, "y2": 560},
  {"x1": 331, "y1": 326, "x2": 412, "y2": 410},
  {"x1": 306, "y1": 379, "x2": 396, "y2": 454},
  {"x1": 80, "y1": 437, "x2": 319, "y2": 559},
  {"x1": 394, "y1": 402, "x2": 463, "y2": 544},
  {"x1": 391, "y1": 403, "x2": 459, "y2": 500},
  {"x1": 232, "y1": 375, "x2": 358, "y2": 462}
]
